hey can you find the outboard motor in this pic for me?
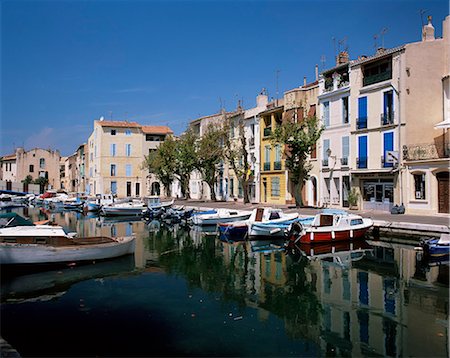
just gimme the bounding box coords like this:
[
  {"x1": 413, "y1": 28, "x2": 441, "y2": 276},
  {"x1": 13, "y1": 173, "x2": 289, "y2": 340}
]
[{"x1": 286, "y1": 222, "x2": 304, "y2": 243}]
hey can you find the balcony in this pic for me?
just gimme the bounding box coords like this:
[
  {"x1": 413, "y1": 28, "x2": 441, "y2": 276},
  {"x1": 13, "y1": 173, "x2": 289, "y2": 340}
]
[
  {"x1": 341, "y1": 157, "x2": 348, "y2": 166},
  {"x1": 263, "y1": 127, "x2": 272, "y2": 137},
  {"x1": 322, "y1": 159, "x2": 329, "y2": 167},
  {"x1": 263, "y1": 162, "x2": 271, "y2": 171},
  {"x1": 274, "y1": 161, "x2": 282, "y2": 170},
  {"x1": 403, "y1": 141, "x2": 450, "y2": 161},
  {"x1": 356, "y1": 117, "x2": 367, "y2": 129},
  {"x1": 357, "y1": 157, "x2": 368, "y2": 169},
  {"x1": 381, "y1": 155, "x2": 394, "y2": 168},
  {"x1": 363, "y1": 70, "x2": 392, "y2": 86},
  {"x1": 380, "y1": 112, "x2": 395, "y2": 126}
]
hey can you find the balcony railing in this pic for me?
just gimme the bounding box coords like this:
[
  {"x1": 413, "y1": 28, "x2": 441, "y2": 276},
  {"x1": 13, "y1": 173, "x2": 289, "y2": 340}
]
[
  {"x1": 263, "y1": 162, "x2": 271, "y2": 171},
  {"x1": 274, "y1": 161, "x2": 282, "y2": 170},
  {"x1": 356, "y1": 117, "x2": 367, "y2": 129},
  {"x1": 249, "y1": 137, "x2": 255, "y2": 147},
  {"x1": 403, "y1": 141, "x2": 450, "y2": 161},
  {"x1": 380, "y1": 112, "x2": 395, "y2": 126},
  {"x1": 263, "y1": 127, "x2": 272, "y2": 137},
  {"x1": 363, "y1": 70, "x2": 392, "y2": 86},
  {"x1": 322, "y1": 159, "x2": 329, "y2": 167},
  {"x1": 357, "y1": 157, "x2": 368, "y2": 169},
  {"x1": 381, "y1": 155, "x2": 394, "y2": 168},
  {"x1": 341, "y1": 157, "x2": 348, "y2": 166}
]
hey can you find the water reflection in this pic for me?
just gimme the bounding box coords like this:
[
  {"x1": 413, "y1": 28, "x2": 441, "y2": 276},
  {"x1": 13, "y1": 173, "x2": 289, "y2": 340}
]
[{"x1": 1, "y1": 208, "x2": 449, "y2": 357}]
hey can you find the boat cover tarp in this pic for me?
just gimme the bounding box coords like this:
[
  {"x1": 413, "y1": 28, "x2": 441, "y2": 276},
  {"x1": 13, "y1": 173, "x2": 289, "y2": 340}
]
[{"x1": 0, "y1": 212, "x2": 34, "y2": 228}]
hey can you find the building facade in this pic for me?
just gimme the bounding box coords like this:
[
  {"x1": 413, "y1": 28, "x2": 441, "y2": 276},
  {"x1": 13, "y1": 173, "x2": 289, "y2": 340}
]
[{"x1": 0, "y1": 154, "x2": 17, "y2": 182}]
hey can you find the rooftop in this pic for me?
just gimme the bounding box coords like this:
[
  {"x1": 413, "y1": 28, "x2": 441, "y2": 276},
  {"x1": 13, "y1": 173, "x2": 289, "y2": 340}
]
[
  {"x1": 96, "y1": 120, "x2": 142, "y2": 128},
  {"x1": 142, "y1": 125, "x2": 174, "y2": 135},
  {"x1": 351, "y1": 45, "x2": 405, "y2": 67},
  {"x1": 1, "y1": 153, "x2": 16, "y2": 161}
]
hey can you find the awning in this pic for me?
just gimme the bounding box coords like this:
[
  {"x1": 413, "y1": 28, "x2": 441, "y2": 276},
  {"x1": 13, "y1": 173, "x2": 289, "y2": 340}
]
[{"x1": 434, "y1": 119, "x2": 450, "y2": 129}]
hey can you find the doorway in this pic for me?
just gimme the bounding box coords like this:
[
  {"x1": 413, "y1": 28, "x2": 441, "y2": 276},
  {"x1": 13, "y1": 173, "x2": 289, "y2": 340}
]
[
  {"x1": 437, "y1": 172, "x2": 449, "y2": 213},
  {"x1": 126, "y1": 181, "x2": 132, "y2": 197},
  {"x1": 262, "y1": 178, "x2": 267, "y2": 203}
]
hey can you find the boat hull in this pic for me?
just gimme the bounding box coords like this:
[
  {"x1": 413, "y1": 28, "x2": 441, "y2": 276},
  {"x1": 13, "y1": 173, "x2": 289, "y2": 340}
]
[
  {"x1": 191, "y1": 213, "x2": 251, "y2": 226},
  {"x1": 0, "y1": 236, "x2": 135, "y2": 264},
  {"x1": 101, "y1": 207, "x2": 144, "y2": 216},
  {"x1": 297, "y1": 227, "x2": 370, "y2": 244}
]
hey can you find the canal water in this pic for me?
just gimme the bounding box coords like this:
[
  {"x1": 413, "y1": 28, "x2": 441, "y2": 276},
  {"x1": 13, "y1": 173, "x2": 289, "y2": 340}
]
[{"x1": 1, "y1": 207, "x2": 448, "y2": 357}]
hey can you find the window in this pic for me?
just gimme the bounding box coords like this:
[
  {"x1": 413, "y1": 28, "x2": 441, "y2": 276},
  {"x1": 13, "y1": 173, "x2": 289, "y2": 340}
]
[
  {"x1": 271, "y1": 177, "x2": 280, "y2": 196},
  {"x1": 229, "y1": 178, "x2": 234, "y2": 196},
  {"x1": 323, "y1": 139, "x2": 330, "y2": 167},
  {"x1": 29, "y1": 164, "x2": 34, "y2": 173},
  {"x1": 414, "y1": 173, "x2": 426, "y2": 199},
  {"x1": 110, "y1": 164, "x2": 116, "y2": 176},
  {"x1": 342, "y1": 97, "x2": 349, "y2": 124},
  {"x1": 323, "y1": 102, "x2": 330, "y2": 127},
  {"x1": 110, "y1": 144, "x2": 116, "y2": 157},
  {"x1": 135, "y1": 182, "x2": 140, "y2": 196},
  {"x1": 357, "y1": 97, "x2": 368, "y2": 129},
  {"x1": 125, "y1": 164, "x2": 132, "y2": 177},
  {"x1": 125, "y1": 144, "x2": 131, "y2": 157},
  {"x1": 125, "y1": 129, "x2": 131, "y2": 136},
  {"x1": 264, "y1": 145, "x2": 271, "y2": 171},
  {"x1": 383, "y1": 132, "x2": 394, "y2": 167},
  {"x1": 39, "y1": 158, "x2": 45, "y2": 169},
  {"x1": 111, "y1": 129, "x2": 116, "y2": 135},
  {"x1": 111, "y1": 181, "x2": 117, "y2": 195},
  {"x1": 274, "y1": 144, "x2": 281, "y2": 170},
  {"x1": 342, "y1": 136, "x2": 349, "y2": 165},
  {"x1": 382, "y1": 91, "x2": 394, "y2": 125},
  {"x1": 358, "y1": 136, "x2": 368, "y2": 168}
]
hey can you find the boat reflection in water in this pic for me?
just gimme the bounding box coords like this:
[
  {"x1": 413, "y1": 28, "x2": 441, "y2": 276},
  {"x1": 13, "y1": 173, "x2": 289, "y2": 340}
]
[{"x1": 1, "y1": 208, "x2": 449, "y2": 357}]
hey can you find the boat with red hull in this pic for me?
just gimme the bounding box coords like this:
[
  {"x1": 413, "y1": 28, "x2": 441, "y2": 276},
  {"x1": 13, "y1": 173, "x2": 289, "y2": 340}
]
[{"x1": 287, "y1": 210, "x2": 373, "y2": 245}]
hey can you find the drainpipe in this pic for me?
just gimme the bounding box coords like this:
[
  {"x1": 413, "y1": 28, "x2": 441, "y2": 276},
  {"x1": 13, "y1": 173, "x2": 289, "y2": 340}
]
[{"x1": 390, "y1": 70, "x2": 402, "y2": 206}]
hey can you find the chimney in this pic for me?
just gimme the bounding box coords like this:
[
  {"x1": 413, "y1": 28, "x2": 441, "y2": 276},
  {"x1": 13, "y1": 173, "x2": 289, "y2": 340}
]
[
  {"x1": 303, "y1": 76, "x2": 307, "y2": 86},
  {"x1": 422, "y1": 15, "x2": 435, "y2": 41},
  {"x1": 336, "y1": 51, "x2": 349, "y2": 66},
  {"x1": 256, "y1": 89, "x2": 268, "y2": 108},
  {"x1": 315, "y1": 64, "x2": 319, "y2": 81},
  {"x1": 376, "y1": 47, "x2": 386, "y2": 55}
]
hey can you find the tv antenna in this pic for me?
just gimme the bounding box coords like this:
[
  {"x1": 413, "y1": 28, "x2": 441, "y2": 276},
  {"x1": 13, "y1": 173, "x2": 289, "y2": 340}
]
[
  {"x1": 419, "y1": 9, "x2": 427, "y2": 27},
  {"x1": 338, "y1": 37, "x2": 348, "y2": 53},
  {"x1": 373, "y1": 34, "x2": 379, "y2": 51},
  {"x1": 332, "y1": 37, "x2": 336, "y2": 59},
  {"x1": 275, "y1": 69, "x2": 280, "y2": 104},
  {"x1": 320, "y1": 55, "x2": 326, "y2": 71},
  {"x1": 380, "y1": 28, "x2": 388, "y2": 48}
]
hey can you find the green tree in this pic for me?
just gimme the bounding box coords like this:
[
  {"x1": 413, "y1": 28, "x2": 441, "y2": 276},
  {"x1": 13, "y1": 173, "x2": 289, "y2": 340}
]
[
  {"x1": 223, "y1": 111, "x2": 252, "y2": 204},
  {"x1": 271, "y1": 116, "x2": 324, "y2": 207},
  {"x1": 33, "y1": 176, "x2": 49, "y2": 193},
  {"x1": 22, "y1": 175, "x2": 33, "y2": 185},
  {"x1": 195, "y1": 122, "x2": 226, "y2": 201},
  {"x1": 144, "y1": 136, "x2": 177, "y2": 197},
  {"x1": 174, "y1": 130, "x2": 198, "y2": 199}
]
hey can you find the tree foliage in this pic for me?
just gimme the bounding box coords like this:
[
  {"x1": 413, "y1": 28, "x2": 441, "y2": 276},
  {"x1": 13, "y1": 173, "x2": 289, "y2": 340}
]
[
  {"x1": 174, "y1": 130, "x2": 198, "y2": 199},
  {"x1": 195, "y1": 122, "x2": 226, "y2": 201},
  {"x1": 144, "y1": 136, "x2": 177, "y2": 197},
  {"x1": 271, "y1": 116, "x2": 323, "y2": 207},
  {"x1": 223, "y1": 111, "x2": 253, "y2": 203}
]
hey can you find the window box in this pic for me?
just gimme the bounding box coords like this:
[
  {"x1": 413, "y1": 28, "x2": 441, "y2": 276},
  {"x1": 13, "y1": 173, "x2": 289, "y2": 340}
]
[
  {"x1": 341, "y1": 157, "x2": 348, "y2": 166},
  {"x1": 363, "y1": 70, "x2": 392, "y2": 86},
  {"x1": 322, "y1": 159, "x2": 329, "y2": 167},
  {"x1": 274, "y1": 161, "x2": 282, "y2": 170},
  {"x1": 380, "y1": 112, "x2": 394, "y2": 126},
  {"x1": 263, "y1": 162, "x2": 271, "y2": 171}
]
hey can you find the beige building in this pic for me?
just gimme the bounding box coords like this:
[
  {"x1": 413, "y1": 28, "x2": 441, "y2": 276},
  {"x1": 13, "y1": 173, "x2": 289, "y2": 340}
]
[
  {"x1": 349, "y1": 15, "x2": 449, "y2": 214},
  {"x1": 284, "y1": 74, "x2": 320, "y2": 206},
  {"x1": 87, "y1": 119, "x2": 173, "y2": 198},
  {"x1": 15, "y1": 147, "x2": 61, "y2": 190},
  {"x1": 75, "y1": 143, "x2": 88, "y2": 194},
  {"x1": 0, "y1": 153, "x2": 17, "y2": 182}
]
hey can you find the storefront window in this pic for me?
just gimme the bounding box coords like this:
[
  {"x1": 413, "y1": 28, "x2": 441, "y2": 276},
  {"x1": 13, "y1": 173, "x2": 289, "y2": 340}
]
[{"x1": 413, "y1": 173, "x2": 426, "y2": 200}]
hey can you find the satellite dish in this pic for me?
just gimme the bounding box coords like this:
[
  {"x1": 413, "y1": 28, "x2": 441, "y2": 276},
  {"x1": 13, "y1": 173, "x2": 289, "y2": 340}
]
[{"x1": 99, "y1": 116, "x2": 104, "y2": 121}]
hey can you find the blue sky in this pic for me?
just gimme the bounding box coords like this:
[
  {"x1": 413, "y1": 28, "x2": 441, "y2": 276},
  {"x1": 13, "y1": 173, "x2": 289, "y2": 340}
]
[{"x1": 1, "y1": 0, "x2": 448, "y2": 156}]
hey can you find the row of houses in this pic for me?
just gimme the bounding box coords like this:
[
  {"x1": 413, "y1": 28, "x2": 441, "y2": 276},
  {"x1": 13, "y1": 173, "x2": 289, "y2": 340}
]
[
  {"x1": 1, "y1": 16, "x2": 448, "y2": 216},
  {"x1": 188, "y1": 15, "x2": 449, "y2": 216}
]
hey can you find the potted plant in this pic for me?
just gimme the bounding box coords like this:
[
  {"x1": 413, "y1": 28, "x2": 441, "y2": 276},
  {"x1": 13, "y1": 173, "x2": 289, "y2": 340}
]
[{"x1": 348, "y1": 188, "x2": 359, "y2": 210}]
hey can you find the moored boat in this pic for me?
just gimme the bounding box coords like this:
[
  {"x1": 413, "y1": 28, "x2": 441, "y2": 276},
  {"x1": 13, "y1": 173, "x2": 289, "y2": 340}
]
[
  {"x1": 287, "y1": 209, "x2": 373, "y2": 245},
  {"x1": 100, "y1": 202, "x2": 146, "y2": 216},
  {"x1": 420, "y1": 233, "x2": 450, "y2": 259},
  {"x1": 0, "y1": 213, "x2": 135, "y2": 265},
  {"x1": 191, "y1": 208, "x2": 251, "y2": 226}
]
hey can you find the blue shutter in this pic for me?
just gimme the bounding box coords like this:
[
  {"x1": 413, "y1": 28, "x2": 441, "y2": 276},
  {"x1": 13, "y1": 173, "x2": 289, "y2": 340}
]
[
  {"x1": 383, "y1": 132, "x2": 394, "y2": 167},
  {"x1": 358, "y1": 97, "x2": 367, "y2": 128},
  {"x1": 358, "y1": 136, "x2": 367, "y2": 168}
]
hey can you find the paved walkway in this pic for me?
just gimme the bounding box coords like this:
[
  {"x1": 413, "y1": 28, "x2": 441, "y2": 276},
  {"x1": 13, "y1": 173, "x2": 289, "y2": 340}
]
[{"x1": 174, "y1": 199, "x2": 450, "y2": 227}]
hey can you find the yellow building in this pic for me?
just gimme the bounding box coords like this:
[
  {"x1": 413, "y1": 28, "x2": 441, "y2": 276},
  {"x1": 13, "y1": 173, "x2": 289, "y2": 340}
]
[{"x1": 259, "y1": 101, "x2": 290, "y2": 204}]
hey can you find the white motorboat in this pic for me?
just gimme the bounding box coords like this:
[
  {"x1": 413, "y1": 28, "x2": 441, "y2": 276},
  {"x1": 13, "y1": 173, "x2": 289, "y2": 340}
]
[
  {"x1": 219, "y1": 207, "x2": 314, "y2": 238},
  {"x1": 100, "y1": 202, "x2": 145, "y2": 216},
  {"x1": 191, "y1": 208, "x2": 252, "y2": 226},
  {"x1": 0, "y1": 213, "x2": 135, "y2": 265},
  {"x1": 144, "y1": 196, "x2": 174, "y2": 209}
]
